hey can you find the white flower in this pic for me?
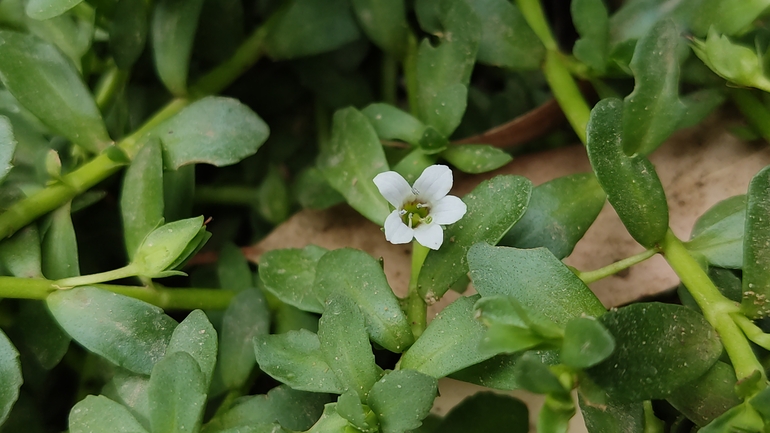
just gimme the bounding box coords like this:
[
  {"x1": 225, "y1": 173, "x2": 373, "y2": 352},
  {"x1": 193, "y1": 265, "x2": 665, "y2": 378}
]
[{"x1": 373, "y1": 165, "x2": 467, "y2": 250}]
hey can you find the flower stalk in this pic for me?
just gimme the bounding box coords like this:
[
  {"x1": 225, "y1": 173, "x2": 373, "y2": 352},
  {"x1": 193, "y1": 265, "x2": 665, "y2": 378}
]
[{"x1": 406, "y1": 241, "x2": 430, "y2": 339}]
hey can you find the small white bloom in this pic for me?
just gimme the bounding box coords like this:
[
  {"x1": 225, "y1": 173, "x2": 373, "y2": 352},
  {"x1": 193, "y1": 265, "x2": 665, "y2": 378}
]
[{"x1": 373, "y1": 165, "x2": 467, "y2": 250}]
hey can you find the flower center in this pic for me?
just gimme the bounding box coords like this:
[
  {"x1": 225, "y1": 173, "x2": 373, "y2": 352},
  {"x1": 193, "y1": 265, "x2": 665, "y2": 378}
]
[{"x1": 401, "y1": 200, "x2": 431, "y2": 228}]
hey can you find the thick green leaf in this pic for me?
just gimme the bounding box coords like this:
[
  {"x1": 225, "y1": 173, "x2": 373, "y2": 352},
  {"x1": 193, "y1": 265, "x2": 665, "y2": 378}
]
[
  {"x1": 101, "y1": 369, "x2": 151, "y2": 430},
  {"x1": 218, "y1": 242, "x2": 252, "y2": 292},
  {"x1": 219, "y1": 288, "x2": 270, "y2": 389},
  {"x1": 264, "y1": 0, "x2": 360, "y2": 60},
  {"x1": 685, "y1": 195, "x2": 745, "y2": 269},
  {"x1": 560, "y1": 317, "x2": 615, "y2": 369},
  {"x1": 0, "y1": 224, "x2": 42, "y2": 278},
  {"x1": 468, "y1": 244, "x2": 605, "y2": 323},
  {"x1": 254, "y1": 329, "x2": 344, "y2": 394},
  {"x1": 0, "y1": 115, "x2": 15, "y2": 183},
  {"x1": 434, "y1": 392, "x2": 528, "y2": 433},
  {"x1": 742, "y1": 165, "x2": 770, "y2": 318},
  {"x1": 69, "y1": 395, "x2": 149, "y2": 433},
  {"x1": 257, "y1": 166, "x2": 290, "y2": 225},
  {"x1": 415, "y1": 0, "x2": 480, "y2": 136},
  {"x1": 586, "y1": 303, "x2": 723, "y2": 402},
  {"x1": 305, "y1": 404, "x2": 348, "y2": 433},
  {"x1": 578, "y1": 392, "x2": 644, "y2": 433},
  {"x1": 0, "y1": 328, "x2": 21, "y2": 425},
  {"x1": 537, "y1": 394, "x2": 575, "y2": 433},
  {"x1": 317, "y1": 295, "x2": 380, "y2": 400},
  {"x1": 166, "y1": 310, "x2": 217, "y2": 387},
  {"x1": 259, "y1": 245, "x2": 328, "y2": 314},
  {"x1": 667, "y1": 361, "x2": 741, "y2": 427},
  {"x1": 153, "y1": 96, "x2": 269, "y2": 169},
  {"x1": 42, "y1": 202, "x2": 80, "y2": 279},
  {"x1": 366, "y1": 370, "x2": 437, "y2": 433},
  {"x1": 314, "y1": 248, "x2": 413, "y2": 352},
  {"x1": 273, "y1": 303, "x2": 319, "y2": 334},
  {"x1": 25, "y1": 8, "x2": 94, "y2": 71},
  {"x1": 17, "y1": 300, "x2": 70, "y2": 369},
  {"x1": 350, "y1": 0, "x2": 407, "y2": 58},
  {"x1": 0, "y1": 30, "x2": 110, "y2": 153},
  {"x1": 572, "y1": 0, "x2": 609, "y2": 73},
  {"x1": 393, "y1": 148, "x2": 437, "y2": 184},
  {"x1": 151, "y1": 0, "x2": 204, "y2": 96},
  {"x1": 293, "y1": 167, "x2": 344, "y2": 210},
  {"x1": 692, "y1": 30, "x2": 770, "y2": 93},
  {"x1": 512, "y1": 352, "x2": 565, "y2": 395},
  {"x1": 164, "y1": 165, "x2": 195, "y2": 221},
  {"x1": 361, "y1": 103, "x2": 425, "y2": 146},
  {"x1": 586, "y1": 98, "x2": 669, "y2": 249},
  {"x1": 500, "y1": 173, "x2": 605, "y2": 259},
  {"x1": 441, "y1": 144, "x2": 512, "y2": 174},
  {"x1": 474, "y1": 296, "x2": 562, "y2": 355},
  {"x1": 337, "y1": 390, "x2": 377, "y2": 432},
  {"x1": 25, "y1": 0, "x2": 82, "y2": 20},
  {"x1": 47, "y1": 286, "x2": 177, "y2": 375},
  {"x1": 148, "y1": 352, "x2": 207, "y2": 433},
  {"x1": 317, "y1": 107, "x2": 391, "y2": 225},
  {"x1": 121, "y1": 139, "x2": 164, "y2": 259},
  {"x1": 449, "y1": 350, "x2": 559, "y2": 391},
  {"x1": 468, "y1": 0, "x2": 543, "y2": 70},
  {"x1": 400, "y1": 295, "x2": 491, "y2": 378},
  {"x1": 110, "y1": 0, "x2": 149, "y2": 69},
  {"x1": 691, "y1": 0, "x2": 770, "y2": 36},
  {"x1": 418, "y1": 175, "x2": 532, "y2": 300},
  {"x1": 622, "y1": 20, "x2": 686, "y2": 156}
]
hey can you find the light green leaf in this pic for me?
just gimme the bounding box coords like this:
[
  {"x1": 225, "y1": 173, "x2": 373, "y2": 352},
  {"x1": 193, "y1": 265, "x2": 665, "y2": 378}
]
[
  {"x1": 685, "y1": 195, "x2": 745, "y2": 269},
  {"x1": 131, "y1": 216, "x2": 207, "y2": 277},
  {"x1": 164, "y1": 165, "x2": 195, "y2": 221},
  {"x1": 0, "y1": 115, "x2": 16, "y2": 183},
  {"x1": 220, "y1": 288, "x2": 270, "y2": 389},
  {"x1": 151, "y1": 0, "x2": 204, "y2": 96},
  {"x1": 47, "y1": 286, "x2": 177, "y2": 375},
  {"x1": 741, "y1": 165, "x2": 770, "y2": 318},
  {"x1": 0, "y1": 328, "x2": 21, "y2": 425},
  {"x1": 692, "y1": 29, "x2": 770, "y2": 93},
  {"x1": 560, "y1": 317, "x2": 615, "y2": 369},
  {"x1": 305, "y1": 404, "x2": 349, "y2": 433},
  {"x1": 254, "y1": 329, "x2": 344, "y2": 394},
  {"x1": 25, "y1": 0, "x2": 83, "y2": 20},
  {"x1": 259, "y1": 245, "x2": 328, "y2": 314},
  {"x1": 337, "y1": 390, "x2": 377, "y2": 432},
  {"x1": 418, "y1": 175, "x2": 532, "y2": 300},
  {"x1": 512, "y1": 352, "x2": 565, "y2": 395},
  {"x1": 393, "y1": 148, "x2": 436, "y2": 184},
  {"x1": 0, "y1": 224, "x2": 42, "y2": 278},
  {"x1": 470, "y1": 0, "x2": 543, "y2": 70},
  {"x1": 572, "y1": 0, "x2": 609, "y2": 73},
  {"x1": 121, "y1": 139, "x2": 164, "y2": 259},
  {"x1": 148, "y1": 352, "x2": 207, "y2": 433},
  {"x1": 314, "y1": 248, "x2": 413, "y2": 352},
  {"x1": 441, "y1": 144, "x2": 512, "y2": 174},
  {"x1": 0, "y1": 30, "x2": 110, "y2": 153},
  {"x1": 166, "y1": 310, "x2": 217, "y2": 387},
  {"x1": 361, "y1": 103, "x2": 425, "y2": 146},
  {"x1": 366, "y1": 370, "x2": 437, "y2": 433},
  {"x1": 110, "y1": 0, "x2": 149, "y2": 69},
  {"x1": 25, "y1": 8, "x2": 95, "y2": 70},
  {"x1": 69, "y1": 395, "x2": 149, "y2": 433},
  {"x1": 317, "y1": 107, "x2": 391, "y2": 225},
  {"x1": 691, "y1": 0, "x2": 770, "y2": 36},
  {"x1": 153, "y1": 96, "x2": 269, "y2": 169},
  {"x1": 350, "y1": 0, "x2": 407, "y2": 58},
  {"x1": 101, "y1": 369, "x2": 151, "y2": 430}
]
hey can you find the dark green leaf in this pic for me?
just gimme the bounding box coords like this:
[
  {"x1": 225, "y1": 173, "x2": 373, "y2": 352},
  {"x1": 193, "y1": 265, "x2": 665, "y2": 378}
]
[
  {"x1": 400, "y1": 295, "x2": 491, "y2": 378},
  {"x1": 468, "y1": 244, "x2": 606, "y2": 323},
  {"x1": 166, "y1": 310, "x2": 217, "y2": 387},
  {"x1": 667, "y1": 361, "x2": 740, "y2": 427},
  {"x1": 578, "y1": 392, "x2": 644, "y2": 433},
  {"x1": 0, "y1": 30, "x2": 110, "y2": 153},
  {"x1": 164, "y1": 165, "x2": 195, "y2": 222},
  {"x1": 685, "y1": 195, "x2": 745, "y2": 269},
  {"x1": 317, "y1": 295, "x2": 380, "y2": 400},
  {"x1": 742, "y1": 165, "x2": 770, "y2": 318},
  {"x1": 586, "y1": 98, "x2": 669, "y2": 249},
  {"x1": 47, "y1": 286, "x2": 177, "y2": 375},
  {"x1": 417, "y1": 126, "x2": 449, "y2": 154},
  {"x1": 219, "y1": 288, "x2": 270, "y2": 389},
  {"x1": 450, "y1": 350, "x2": 559, "y2": 391},
  {"x1": 110, "y1": 0, "x2": 149, "y2": 69},
  {"x1": 572, "y1": 0, "x2": 609, "y2": 73},
  {"x1": 259, "y1": 245, "x2": 328, "y2": 314},
  {"x1": 69, "y1": 395, "x2": 149, "y2": 433},
  {"x1": 314, "y1": 248, "x2": 413, "y2": 352},
  {"x1": 500, "y1": 173, "x2": 605, "y2": 259},
  {"x1": 697, "y1": 402, "x2": 764, "y2": 433},
  {"x1": 293, "y1": 167, "x2": 344, "y2": 210},
  {"x1": 586, "y1": 303, "x2": 723, "y2": 402},
  {"x1": 218, "y1": 242, "x2": 252, "y2": 292},
  {"x1": 0, "y1": 328, "x2": 21, "y2": 425},
  {"x1": 42, "y1": 202, "x2": 79, "y2": 279},
  {"x1": 418, "y1": 175, "x2": 532, "y2": 300},
  {"x1": 0, "y1": 115, "x2": 15, "y2": 183},
  {"x1": 350, "y1": 0, "x2": 407, "y2": 58},
  {"x1": 433, "y1": 392, "x2": 529, "y2": 433},
  {"x1": 415, "y1": 0, "x2": 480, "y2": 136},
  {"x1": 151, "y1": 0, "x2": 204, "y2": 96},
  {"x1": 17, "y1": 300, "x2": 70, "y2": 369},
  {"x1": 194, "y1": 0, "x2": 244, "y2": 64},
  {"x1": 257, "y1": 166, "x2": 290, "y2": 225},
  {"x1": 148, "y1": 352, "x2": 206, "y2": 433},
  {"x1": 25, "y1": 0, "x2": 82, "y2": 20},
  {"x1": 441, "y1": 144, "x2": 512, "y2": 174},
  {"x1": 153, "y1": 96, "x2": 269, "y2": 169},
  {"x1": 678, "y1": 88, "x2": 726, "y2": 129},
  {"x1": 561, "y1": 317, "x2": 615, "y2": 369},
  {"x1": 317, "y1": 107, "x2": 391, "y2": 225},
  {"x1": 366, "y1": 370, "x2": 437, "y2": 433},
  {"x1": 622, "y1": 20, "x2": 686, "y2": 155},
  {"x1": 469, "y1": 0, "x2": 543, "y2": 70},
  {"x1": 512, "y1": 352, "x2": 564, "y2": 395},
  {"x1": 0, "y1": 224, "x2": 42, "y2": 278},
  {"x1": 361, "y1": 103, "x2": 425, "y2": 146},
  {"x1": 121, "y1": 139, "x2": 164, "y2": 259},
  {"x1": 264, "y1": 0, "x2": 360, "y2": 60},
  {"x1": 254, "y1": 329, "x2": 344, "y2": 394}
]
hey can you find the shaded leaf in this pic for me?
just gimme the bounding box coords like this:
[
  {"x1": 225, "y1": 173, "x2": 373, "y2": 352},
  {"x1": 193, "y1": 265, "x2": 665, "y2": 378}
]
[
  {"x1": 293, "y1": 167, "x2": 344, "y2": 210},
  {"x1": 666, "y1": 361, "x2": 741, "y2": 427},
  {"x1": 578, "y1": 392, "x2": 644, "y2": 433},
  {"x1": 121, "y1": 139, "x2": 164, "y2": 259},
  {"x1": 259, "y1": 245, "x2": 328, "y2": 314},
  {"x1": 685, "y1": 195, "x2": 745, "y2": 269},
  {"x1": 220, "y1": 288, "x2": 270, "y2": 389},
  {"x1": 350, "y1": 0, "x2": 407, "y2": 58},
  {"x1": 110, "y1": 0, "x2": 149, "y2": 69},
  {"x1": 0, "y1": 115, "x2": 15, "y2": 183},
  {"x1": 572, "y1": 0, "x2": 609, "y2": 73},
  {"x1": 166, "y1": 309, "x2": 217, "y2": 387},
  {"x1": 151, "y1": 0, "x2": 204, "y2": 96},
  {"x1": 469, "y1": 0, "x2": 543, "y2": 70},
  {"x1": 218, "y1": 242, "x2": 252, "y2": 292},
  {"x1": 366, "y1": 370, "x2": 437, "y2": 433},
  {"x1": 0, "y1": 224, "x2": 42, "y2": 278}
]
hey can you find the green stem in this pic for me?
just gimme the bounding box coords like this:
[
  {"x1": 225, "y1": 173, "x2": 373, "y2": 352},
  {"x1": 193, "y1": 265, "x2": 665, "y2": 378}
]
[
  {"x1": 576, "y1": 248, "x2": 658, "y2": 284},
  {"x1": 403, "y1": 32, "x2": 420, "y2": 117},
  {"x1": 661, "y1": 229, "x2": 765, "y2": 382},
  {"x1": 642, "y1": 401, "x2": 665, "y2": 433},
  {"x1": 515, "y1": 0, "x2": 558, "y2": 51},
  {"x1": 196, "y1": 186, "x2": 258, "y2": 207},
  {"x1": 732, "y1": 313, "x2": 770, "y2": 351},
  {"x1": 730, "y1": 88, "x2": 770, "y2": 142},
  {"x1": 0, "y1": 276, "x2": 234, "y2": 310},
  {"x1": 543, "y1": 50, "x2": 590, "y2": 144},
  {"x1": 381, "y1": 53, "x2": 399, "y2": 106},
  {"x1": 406, "y1": 241, "x2": 430, "y2": 339},
  {"x1": 94, "y1": 65, "x2": 129, "y2": 110},
  {"x1": 55, "y1": 264, "x2": 138, "y2": 288}
]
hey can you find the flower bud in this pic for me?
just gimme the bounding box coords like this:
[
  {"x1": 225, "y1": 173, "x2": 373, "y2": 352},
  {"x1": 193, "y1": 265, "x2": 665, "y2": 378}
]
[{"x1": 131, "y1": 216, "x2": 210, "y2": 278}]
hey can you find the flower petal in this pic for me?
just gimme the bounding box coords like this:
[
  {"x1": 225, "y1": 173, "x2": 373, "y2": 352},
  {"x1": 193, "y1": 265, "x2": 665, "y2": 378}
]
[
  {"x1": 430, "y1": 195, "x2": 467, "y2": 225},
  {"x1": 413, "y1": 165, "x2": 453, "y2": 204},
  {"x1": 373, "y1": 171, "x2": 414, "y2": 208},
  {"x1": 413, "y1": 223, "x2": 444, "y2": 250},
  {"x1": 384, "y1": 210, "x2": 414, "y2": 244}
]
